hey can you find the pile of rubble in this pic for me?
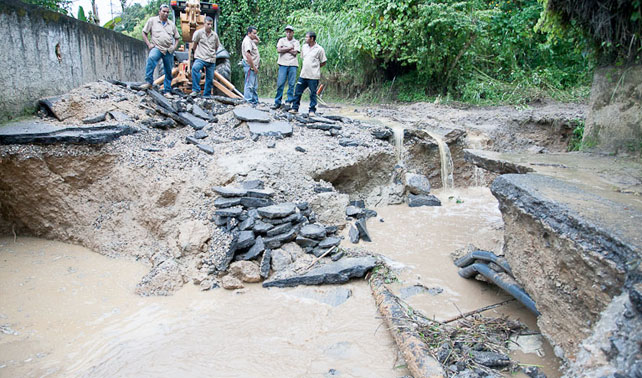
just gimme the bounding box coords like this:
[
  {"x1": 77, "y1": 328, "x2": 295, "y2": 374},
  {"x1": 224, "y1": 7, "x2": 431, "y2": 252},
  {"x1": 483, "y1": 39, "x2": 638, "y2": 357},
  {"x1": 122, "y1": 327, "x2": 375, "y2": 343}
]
[{"x1": 207, "y1": 180, "x2": 379, "y2": 290}]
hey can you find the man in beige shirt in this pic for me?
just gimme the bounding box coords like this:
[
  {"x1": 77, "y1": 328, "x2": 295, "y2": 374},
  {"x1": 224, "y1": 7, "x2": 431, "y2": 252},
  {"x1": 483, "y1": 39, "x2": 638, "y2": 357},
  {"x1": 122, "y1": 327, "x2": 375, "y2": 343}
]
[
  {"x1": 141, "y1": 4, "x2": 179, "y2": 94},
  {"x1": 241, "y1": 26, "x2": 260, "y2": 105},
  {"x1": 190, "y1": 16, "x2": 220, "y2": 98},
  {"x1": 271, "y1": 25, "x2": 300, "y2": 110},
  {"x1": 290, "y1": 31, "x2": 327, "y2": 116}
]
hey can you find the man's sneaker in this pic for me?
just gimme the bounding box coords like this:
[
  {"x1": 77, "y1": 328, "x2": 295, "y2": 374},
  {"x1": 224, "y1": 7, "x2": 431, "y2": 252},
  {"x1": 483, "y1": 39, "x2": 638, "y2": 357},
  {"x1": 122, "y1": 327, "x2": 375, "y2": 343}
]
[
  {"x1": 288, "y1": 108, "x2": 298, "y2": 114},
  {"x1": 190, "y1": 91, "x2": 199, "y2": 98},
  {"x1": 308, "y1": 112, "x2": 316, "y2": 117},
  {"x1": 270, "y1": 104, "x2": 281, "y2": 110},
  {"x1": 163, "y1": 92, "x2": 172, "y2": 98},
  {"x1": 140, "y1": 83, "x2": 152, "y2": 90}
]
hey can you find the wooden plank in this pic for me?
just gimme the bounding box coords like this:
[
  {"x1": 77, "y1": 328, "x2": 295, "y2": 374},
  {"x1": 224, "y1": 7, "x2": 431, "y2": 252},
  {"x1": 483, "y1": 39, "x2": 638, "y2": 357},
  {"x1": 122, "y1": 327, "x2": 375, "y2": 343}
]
[
  {"x1": 214, "y1": 71, "x2": 243, "y2": 97},
  {"x1": 212, "y1": 79, "x2": 241, "y2": 99}
]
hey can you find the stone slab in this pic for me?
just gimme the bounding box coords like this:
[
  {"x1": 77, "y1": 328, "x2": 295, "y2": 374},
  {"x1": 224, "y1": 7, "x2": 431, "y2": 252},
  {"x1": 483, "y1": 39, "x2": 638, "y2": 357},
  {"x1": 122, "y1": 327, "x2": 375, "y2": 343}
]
[
  {"x1": 0, "y1": 120, "x2": 137, "y2": 145},
  {"x1": 233, "y1": 106, "x2": 270, "y2": 122},
  {"x1": 178, "y1": 112, "x2": 208, "y2": 130},
  {"x1": 257, "y1": 203, "x2": 296, "y2": 219},
  {"x1": 191, "y1": 104, "x2": 214, "y2": 121},
  {"x1": 263, "y1": 257, "x2": 377, "y2": 288},
  {"x1": 248, "y1": 121, "x2": 293, "y2": 137}
]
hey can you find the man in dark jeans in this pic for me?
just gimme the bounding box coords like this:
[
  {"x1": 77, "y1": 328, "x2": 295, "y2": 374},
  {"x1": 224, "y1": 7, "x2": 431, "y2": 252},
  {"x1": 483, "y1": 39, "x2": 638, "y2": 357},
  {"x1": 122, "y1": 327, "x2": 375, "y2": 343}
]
[
  {"x1": 141, "y1": 4, "x2": 179, "y2": 94},
  {"x1": 271, "y1": 25, "x2": 300, "y2": 110},
  {"x1": 290, "y1": 31, "x2": 327, "y2": 117}
]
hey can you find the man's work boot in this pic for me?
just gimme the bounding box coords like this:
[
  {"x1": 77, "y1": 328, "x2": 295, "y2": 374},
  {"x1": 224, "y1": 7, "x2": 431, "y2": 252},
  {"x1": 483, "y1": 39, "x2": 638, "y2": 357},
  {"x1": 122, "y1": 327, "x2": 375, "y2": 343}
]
[
  {"x1": 270, "y1": 104, "x2": 281, "y2": 110},
  {"x1": 140, "y1": 83, "x2": 152, "y2": 90}
]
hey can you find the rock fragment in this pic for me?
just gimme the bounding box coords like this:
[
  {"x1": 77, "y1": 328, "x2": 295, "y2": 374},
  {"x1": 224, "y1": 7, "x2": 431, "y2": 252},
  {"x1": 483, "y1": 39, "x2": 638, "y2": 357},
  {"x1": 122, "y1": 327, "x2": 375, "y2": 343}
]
[
  {"x1": 233, "y1": 106, "x2": 270, "y2": 122},
  {"x1": 263, "y1": 257, "x2": 377, "y2": 288},
  {"x1": 299, "y1": 224, "x2": 326, "y2": 240},
  {"x1": 257, "y1": 203, "x2": 296, "y2": 219},
  {"x1": 229, "y1": 261, "x2": 261, "y2": 283},
  {"x1": 404, "y1": 173, "x2": 431, "y2": 195},
  {"x1": 407, "y1": 193, "x2": 441, "y2": 207},
  {"x1": 260, "y1": 249, "x2": 272, "y2": 278},
  {"x1": 355, "y1": 218, "x2": 371, "y2": 242}
]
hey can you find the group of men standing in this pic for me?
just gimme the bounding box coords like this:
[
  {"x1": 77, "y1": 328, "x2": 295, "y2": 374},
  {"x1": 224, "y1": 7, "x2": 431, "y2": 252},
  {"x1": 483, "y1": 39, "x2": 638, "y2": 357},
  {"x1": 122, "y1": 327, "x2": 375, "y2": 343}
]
[
  {"x1": 142, "y1": 5, "x2": 326, "y2": 116},
  {"x1": 241, "y1": 25, "x2": 326, "y2": 116}
]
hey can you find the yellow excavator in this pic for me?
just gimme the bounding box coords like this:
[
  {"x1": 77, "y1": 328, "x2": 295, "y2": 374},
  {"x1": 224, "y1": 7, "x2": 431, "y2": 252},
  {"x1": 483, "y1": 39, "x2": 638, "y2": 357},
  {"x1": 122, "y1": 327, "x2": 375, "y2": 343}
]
[{"x1": 158, "y1": 0, "x2": 240, "y2": 97}]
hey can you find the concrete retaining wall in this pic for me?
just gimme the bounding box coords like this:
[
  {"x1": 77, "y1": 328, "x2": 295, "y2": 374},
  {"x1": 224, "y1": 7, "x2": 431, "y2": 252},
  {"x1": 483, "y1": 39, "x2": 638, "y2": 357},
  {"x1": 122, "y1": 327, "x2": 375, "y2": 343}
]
[{"x1": 0, "y1": 0, "x2": 147, "y2": 121}]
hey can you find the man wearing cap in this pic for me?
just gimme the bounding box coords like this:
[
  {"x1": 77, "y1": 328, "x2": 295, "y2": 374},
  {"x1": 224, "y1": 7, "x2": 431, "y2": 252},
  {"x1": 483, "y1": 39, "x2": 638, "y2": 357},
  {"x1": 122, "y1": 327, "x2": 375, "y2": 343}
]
[
  {"x1": 290, "y1": 31, "x2": 327, "y2": 117},
  {"x1": 271, "y1": 25, "x2": 300, "y2": 110},
  {"x1": 242, "y1": 26, "x2": 260, "y2": 105},
  {"x1": 191, "y1": 16, "x2": 220, "y2": 98},
  {"x1": 141, "y1": 4, "x2": 179, "y2": 94}
]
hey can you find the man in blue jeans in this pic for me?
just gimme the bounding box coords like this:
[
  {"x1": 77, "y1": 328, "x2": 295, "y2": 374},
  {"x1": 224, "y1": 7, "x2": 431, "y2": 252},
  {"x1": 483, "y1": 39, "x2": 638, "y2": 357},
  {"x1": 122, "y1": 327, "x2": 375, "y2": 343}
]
[
  {"x1": 190, "y1": 16, "x2": 219, "y2": 98},
  {"x1": 141, "y1": 4, "x2": 179, "y2": 94},
  {"x1": 242, "y1": 26, "x2": 260, "y2": 105},
  {"x1": 290, "y1": 31, "x2": 327, "y2": 117},
  {"x1": 271, "y1": 25, "x2": 300, "y2": 110}
]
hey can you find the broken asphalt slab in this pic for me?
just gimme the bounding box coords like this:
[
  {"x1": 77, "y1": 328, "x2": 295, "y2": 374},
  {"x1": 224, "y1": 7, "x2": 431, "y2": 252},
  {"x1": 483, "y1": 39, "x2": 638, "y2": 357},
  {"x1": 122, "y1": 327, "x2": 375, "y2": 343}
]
[
  {"x1": 0, "y1": 120, "x2": 137, "y2": 145},
  {"x1": 233, "y1": 106, "x2": 270, "y2": 122},
  {"x1": 262, "y1": 257, "x2": 377, "y2": 288},
  {"x1": 247, "y1": 121, "x2": 293, "y2": 137}
]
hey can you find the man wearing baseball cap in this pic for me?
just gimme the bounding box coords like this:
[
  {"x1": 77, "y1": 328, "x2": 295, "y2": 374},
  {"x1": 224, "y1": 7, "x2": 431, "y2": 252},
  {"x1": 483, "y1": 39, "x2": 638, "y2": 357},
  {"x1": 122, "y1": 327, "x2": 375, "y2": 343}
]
[{"x1": 271, "y1": 25, "x2": 300, "y2": 110}]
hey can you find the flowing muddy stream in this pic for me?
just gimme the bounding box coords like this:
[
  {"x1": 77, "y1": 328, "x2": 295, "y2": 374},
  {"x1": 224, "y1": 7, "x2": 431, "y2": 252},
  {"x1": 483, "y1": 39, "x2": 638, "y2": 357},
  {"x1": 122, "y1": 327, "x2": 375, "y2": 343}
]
[
  {"x1": 0, "y1": 238, "x2": 404, "y2": 377},
  {"x1": 0, "y1": 188, "x2": 562, "y2": 377},
  {"x1": 356, "y1": 187, "x2": 562, "y2": 377}
]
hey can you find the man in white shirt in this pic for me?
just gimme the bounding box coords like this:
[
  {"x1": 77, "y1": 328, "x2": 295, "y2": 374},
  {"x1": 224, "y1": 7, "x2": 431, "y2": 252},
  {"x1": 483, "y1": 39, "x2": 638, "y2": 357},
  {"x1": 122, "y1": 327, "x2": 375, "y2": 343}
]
[
  {"x1": 271, "y1": 25, "x2": 300, "y2": 110},
  {"x1": 141, "y1": 4, "x2": 179, "y2": 94},
  {"x1": 241, "y1": 26, "x2": 260, "y2": 105},
  {"x1": 290, "y1": 31, "x2": 327, "y2": 117},
  {"x1": 190, "y1": 17, "x2": 220, "y2": 98}
]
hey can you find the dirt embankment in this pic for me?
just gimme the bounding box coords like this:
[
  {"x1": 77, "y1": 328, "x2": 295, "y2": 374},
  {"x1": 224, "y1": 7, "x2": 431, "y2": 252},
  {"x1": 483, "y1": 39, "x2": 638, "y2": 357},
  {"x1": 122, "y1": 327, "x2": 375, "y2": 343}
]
[{"x1": 0, "y1": 82, "x2": 586, "y2": 297}]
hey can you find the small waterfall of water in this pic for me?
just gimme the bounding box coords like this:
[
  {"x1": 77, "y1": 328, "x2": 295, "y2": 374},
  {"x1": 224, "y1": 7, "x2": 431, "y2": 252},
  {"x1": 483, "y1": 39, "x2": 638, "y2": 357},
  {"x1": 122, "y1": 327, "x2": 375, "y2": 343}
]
[
  {"x1": 426, "y1": 131, "x2": 455, "y2": 190},
  {"x1": 391, "y1": 126, "x2": 405, "y2": 164},
  {"x1": 472, "y1": 166, "x2": 487, "y2": 187}
]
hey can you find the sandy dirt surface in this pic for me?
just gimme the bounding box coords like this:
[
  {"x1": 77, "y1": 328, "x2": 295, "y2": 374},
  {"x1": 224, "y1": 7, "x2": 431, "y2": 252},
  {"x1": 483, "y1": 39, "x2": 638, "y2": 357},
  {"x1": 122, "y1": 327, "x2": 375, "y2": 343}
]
[{"x1": 0, "y1": 81, "x2": 588, "y2": 295}]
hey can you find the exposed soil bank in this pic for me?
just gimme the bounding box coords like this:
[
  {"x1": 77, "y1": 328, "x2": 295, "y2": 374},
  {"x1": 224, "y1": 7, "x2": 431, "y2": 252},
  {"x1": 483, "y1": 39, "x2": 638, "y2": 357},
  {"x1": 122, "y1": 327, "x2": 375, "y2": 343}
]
[
  {"x1": 466, "y1": 149, "x2": 642, "y2": 376},
  {"x1": 0, "y1": 84, "x2": 606, "y2": 376}
]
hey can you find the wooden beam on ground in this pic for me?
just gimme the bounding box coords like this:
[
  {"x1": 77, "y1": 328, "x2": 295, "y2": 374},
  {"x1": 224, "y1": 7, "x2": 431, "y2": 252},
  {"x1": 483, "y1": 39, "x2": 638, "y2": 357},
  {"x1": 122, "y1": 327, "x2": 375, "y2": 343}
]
[
  {"x1": 212, "y1": 79, "x2": 241, "y2": 99},
  {"x1": 214, "y1": 71, "x2": 243, "y2": 97}
]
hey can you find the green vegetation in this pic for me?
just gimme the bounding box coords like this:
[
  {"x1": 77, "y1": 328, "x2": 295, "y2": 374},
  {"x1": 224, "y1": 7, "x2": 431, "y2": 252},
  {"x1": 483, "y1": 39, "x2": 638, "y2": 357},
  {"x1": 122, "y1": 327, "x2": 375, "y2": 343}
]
[
  {"x1": 224, "y1": 0, "x2": 596, "y2": 105},
  {"x1": 27, "y1": 0, "x2": 600, "y2": 105},
  {"x1": 22, "y1": 0, "x2": 72, "y2": 15},
  {"x1": 568, "y1": 119, "x2": 585, "y2": 151}
]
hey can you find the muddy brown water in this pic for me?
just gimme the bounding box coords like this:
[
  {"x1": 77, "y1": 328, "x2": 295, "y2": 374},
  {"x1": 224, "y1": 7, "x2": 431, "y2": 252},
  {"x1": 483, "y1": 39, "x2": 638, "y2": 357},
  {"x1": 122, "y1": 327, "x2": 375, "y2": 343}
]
[{"x1": 0, "y1": 190, "x2": 561, "y2": 377}]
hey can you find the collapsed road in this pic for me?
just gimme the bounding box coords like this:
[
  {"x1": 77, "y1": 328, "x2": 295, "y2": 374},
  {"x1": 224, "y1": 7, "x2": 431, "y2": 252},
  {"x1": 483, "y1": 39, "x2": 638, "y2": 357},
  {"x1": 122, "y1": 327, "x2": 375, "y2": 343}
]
[{"x1": 1, "y1": 80, "x2": 640, "y2": 377}]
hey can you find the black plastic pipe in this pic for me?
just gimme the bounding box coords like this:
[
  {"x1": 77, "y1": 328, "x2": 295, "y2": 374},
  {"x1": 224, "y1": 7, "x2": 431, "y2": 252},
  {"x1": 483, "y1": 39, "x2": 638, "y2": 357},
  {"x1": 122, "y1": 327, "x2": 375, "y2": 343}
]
[
  {"x1": 454, "y1": 250, "x2": 514, "y2": 277},
  {"x1": 459, "y1": 263, "x2": 540, "y2": 316}
]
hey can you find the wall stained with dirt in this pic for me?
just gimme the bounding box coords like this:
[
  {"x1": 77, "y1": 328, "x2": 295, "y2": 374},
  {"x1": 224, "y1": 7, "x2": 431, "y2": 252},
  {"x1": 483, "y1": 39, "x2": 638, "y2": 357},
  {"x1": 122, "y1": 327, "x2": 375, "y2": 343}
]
[{"x1": 0, "y1": 0, "x2": 147, "y2": 121}]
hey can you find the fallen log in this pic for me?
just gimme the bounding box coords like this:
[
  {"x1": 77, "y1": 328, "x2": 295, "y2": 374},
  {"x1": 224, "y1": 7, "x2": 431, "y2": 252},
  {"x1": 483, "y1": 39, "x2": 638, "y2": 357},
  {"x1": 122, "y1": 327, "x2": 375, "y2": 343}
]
[{"x1": 369, "y1": 269, "x2": 445, "y2": 378}]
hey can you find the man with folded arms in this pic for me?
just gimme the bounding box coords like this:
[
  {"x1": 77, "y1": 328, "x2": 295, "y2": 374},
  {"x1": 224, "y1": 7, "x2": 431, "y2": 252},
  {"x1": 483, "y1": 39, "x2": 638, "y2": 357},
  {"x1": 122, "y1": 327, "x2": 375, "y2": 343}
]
[{"x1": 271, "y1": 25, "x2": 300, "y2": 110}]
